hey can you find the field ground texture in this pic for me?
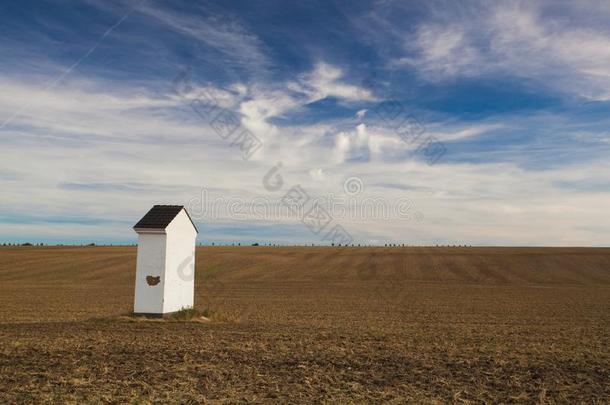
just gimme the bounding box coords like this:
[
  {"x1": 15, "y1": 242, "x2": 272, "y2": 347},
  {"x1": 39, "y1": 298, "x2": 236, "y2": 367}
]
[{"x1": 0, "y1": 246, "x2": 609, "y2": 403}]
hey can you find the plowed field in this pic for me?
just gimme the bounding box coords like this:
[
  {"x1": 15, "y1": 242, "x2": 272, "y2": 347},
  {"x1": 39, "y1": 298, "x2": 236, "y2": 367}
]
[{"x1": 1, "y1": 246, "x2": 609, "y2": 403}]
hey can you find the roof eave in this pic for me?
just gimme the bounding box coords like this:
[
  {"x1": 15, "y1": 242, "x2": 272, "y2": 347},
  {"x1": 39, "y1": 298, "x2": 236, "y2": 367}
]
[{"x1": 133, "y1": 227, "x2": 167, "y2": 234}]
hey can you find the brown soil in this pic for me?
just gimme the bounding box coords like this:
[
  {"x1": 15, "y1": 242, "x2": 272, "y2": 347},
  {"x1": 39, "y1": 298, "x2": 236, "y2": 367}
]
[{"x1": 0, "y1": 246, "x2": 609, "y2": 403}]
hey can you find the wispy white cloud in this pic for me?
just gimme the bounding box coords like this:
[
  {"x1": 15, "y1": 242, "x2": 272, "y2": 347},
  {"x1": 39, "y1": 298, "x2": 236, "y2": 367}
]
[
  {"x1": 2, "y1": 0, "x2": 610, "y2": 246},
  {"x1": 137, "y1": 1, "x2": 271, "y2": 75},
  {"x1": 288, "y1": 62, "x2": 376, "y2": 103},
  {"x1": 2, "y1": 68, "x2": 608, "y2": 245},
  {"x1": 398, "y1": 25, "x2": 481, "y2": 79},
  {"x1": 399, "y1": 1, "x2": 610, "y2": 100}
]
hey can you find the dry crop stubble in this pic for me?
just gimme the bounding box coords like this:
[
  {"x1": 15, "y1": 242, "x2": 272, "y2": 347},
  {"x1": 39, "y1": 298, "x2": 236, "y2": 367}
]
[{"x1": 0, "y1": 245, "x2": 609, "y2": 402}]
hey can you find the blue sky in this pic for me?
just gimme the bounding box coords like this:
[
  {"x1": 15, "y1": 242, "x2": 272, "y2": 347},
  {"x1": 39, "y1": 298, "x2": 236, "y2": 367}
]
[{"x1": 1, "y1": 0, "x2": 610, "y2": 245}]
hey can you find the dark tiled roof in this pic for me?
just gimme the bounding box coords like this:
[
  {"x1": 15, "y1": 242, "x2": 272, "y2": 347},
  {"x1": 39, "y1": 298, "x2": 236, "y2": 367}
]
[{"x1": 133, "y1": 205, "x2": 198, "y2": 232}]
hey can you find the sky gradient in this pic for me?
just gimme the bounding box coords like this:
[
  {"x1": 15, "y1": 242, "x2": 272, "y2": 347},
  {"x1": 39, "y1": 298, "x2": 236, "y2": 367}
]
[{"x1": 1, "y1": 0, "x2": 610, "y2": 245}]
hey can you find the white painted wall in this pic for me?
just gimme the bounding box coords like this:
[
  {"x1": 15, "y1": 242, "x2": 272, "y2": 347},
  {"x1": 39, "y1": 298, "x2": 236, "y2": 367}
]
[
  {"x1": 133, "y1": 232, "x2": 166, "y2": 314},
  {"x1": 163, "y1": 210, "x2": 197, "y2": 313},
  {"x1": 133, "y1": 209, "x2": 197, "y2": 315}
]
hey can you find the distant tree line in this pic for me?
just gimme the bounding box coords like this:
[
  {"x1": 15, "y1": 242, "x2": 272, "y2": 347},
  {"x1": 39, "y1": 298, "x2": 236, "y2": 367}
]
[
  {"x1": 0, "y1": 242, "x2": 473, "y2": 247},
  {"x1": 194, "y1": 242, "x2": 475, "y2": 247}
]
